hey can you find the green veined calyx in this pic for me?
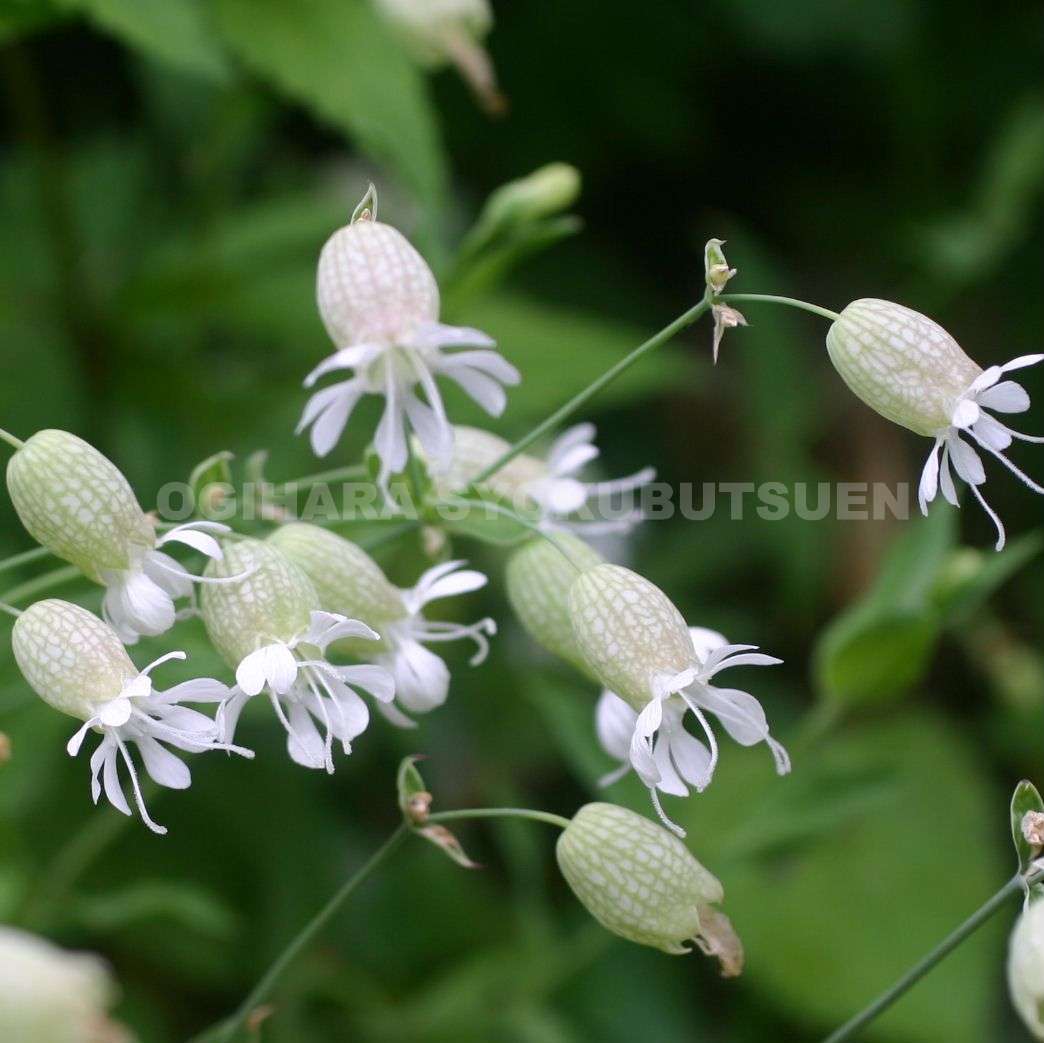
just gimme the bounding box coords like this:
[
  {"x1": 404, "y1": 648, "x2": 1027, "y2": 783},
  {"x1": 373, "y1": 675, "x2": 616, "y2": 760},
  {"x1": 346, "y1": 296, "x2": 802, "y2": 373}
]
[
  {"x1": 5, "y1": 429, "x2": 233, "y2": 644},
  {"x1": 826, "y1": 298, "x2": 1044, "y2": 550}
]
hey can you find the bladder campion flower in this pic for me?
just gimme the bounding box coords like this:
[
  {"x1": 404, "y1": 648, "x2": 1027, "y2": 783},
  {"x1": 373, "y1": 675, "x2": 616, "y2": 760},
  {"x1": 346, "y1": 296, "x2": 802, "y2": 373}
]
[
  {"x1": 11, "y1": 599, "x2": 248, "y2": 835},
  {"x1": 6, "y1": 429, "x2": 232, "y2": 643},
  {"x1": 1008, "y1": 897, "x2": 1044, "y2": 1039},
  {"x1": 439, "y1": 423, "x2": 654, "y2": 533},
  {"x1": 0, "y1": 926, "x2": 130, "y2": 1042},
  {"x1": 505, "y1": 532, "x2": 603, "y2": 676},
  {"x1": 374, "y1": 0, "x2": 503, "y2": 114},
  {"x1": 556, "y1": 802, "x2": 743, "y2": 973},
  {"x1": 200, "y1": 538, "x2": 395, "y2": 769},
  {"x1": 569, "y1": 565, "x2": 788, "y2": 833},
  {"x1": 297, "y1": 188, "x2": 520, "y2": 488},
  {"x1": 269, "y1": 523, "x2": 494, "y2": 725},
  {"x1": 826, "y1": 298, "x2": 1044, "y2": 549}
]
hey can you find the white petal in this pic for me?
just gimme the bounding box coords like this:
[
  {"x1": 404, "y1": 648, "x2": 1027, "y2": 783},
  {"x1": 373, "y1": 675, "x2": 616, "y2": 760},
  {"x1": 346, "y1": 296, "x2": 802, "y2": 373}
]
[
  {"x1": 158, "y1": 678, "x2": 230, "y2": 705},
  {"x1": 303, "y1": 344, "x2": 381, "y2": 387},
  {"x1": 939, "y1": 444, "x2": 959, "y2": 505},
  {"x1": 97, "y1": 697, "x2": 133, "y2": 728},
  {"x1": 374, "y1": 698, "x2": 417, "y2": 729},
  {"x1": 951, "y1": 399, "x2": 981, "y2": 429},
  {"x1": 143, "y1": 552, "x2": 193, "y2": 599},
  {"x1": 135, "y1": 735, "x2": 191, "y2": 789},
  {"x1": 594, "y1": 690, "x2": 636, "y2": 761},
  {"x1": 971, "y1": 413, "x2": 1014, "y2": 451},
  {"x1": 998, "y1": 353, "x2": 1044, "y2": 374},
  {"x1": 335, "y1": 664, "x2": 395, "y2": 702},
  {"x1": 374, "y1": 385, "x2": 408, "y2": 479},
  {"x1": 410, "y1": 321, "x2": 496, "y2": 351},
  {"x1": 696, "y1": 686, "x2": 771, "y2": 746},
  {"x1": 668, "y1": 726, "x2": 713, "y2": 789},
  {"x1": 415, "y1": 567, "x2": 487, "y2": 605},
  {"x1": 286, "y1": 701, "x2": 327, "y2": 769},
  {"x1": 652, "y1": 729, "x2": 688, "y2": 797},
  {"x1": 67, "y1": 719, "x2": 98, "y2": 757},
  {"x1": 436, "y1": 349, "x2": 520, "y2": 383},
  {"x1": 978, "y1": 380, "x2": 1031, "y2": 414},
  {"x1": 440, "y1": 366, "x2": 509, "y2": 416},
  {"x1": 158, "y1": 525, "x2": 224, "y2": 559},
  {"x1": 403, "y1": 392, "x2": 454, "y2": 470},
  {"x1": 390, "y1": 640, "x2": 450, "y2": 713},
  {"x1": 949, "y1": 436, "x2": 986, "y2": 485},
  {"x1": 105, "y1": 569, "x2": 176, "y2": 639},
  {"x1": 102, "y1": 747, "x2": 132, "y2": 816}
]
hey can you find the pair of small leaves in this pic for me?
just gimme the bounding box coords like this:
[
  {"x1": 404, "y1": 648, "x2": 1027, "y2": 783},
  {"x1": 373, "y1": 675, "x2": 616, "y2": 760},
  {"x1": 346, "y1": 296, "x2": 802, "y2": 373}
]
[
  {"x1": 1011, "y1": 779, "x2": 1044, "y2": 902},
  {"x1": 396, "y1": 756, "x2": 480, "y2": 871}
]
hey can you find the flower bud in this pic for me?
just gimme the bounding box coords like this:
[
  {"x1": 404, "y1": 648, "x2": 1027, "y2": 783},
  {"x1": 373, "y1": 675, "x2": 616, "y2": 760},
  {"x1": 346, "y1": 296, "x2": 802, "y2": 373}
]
[
  {"x1": 1009, "y1": 898, "x2": 1044, "y2": 1039},
  {"x1": 556, "y1": 802, "x2": 741, "y2": 969},
  {"x1": 6, "y1": 430, "x2": 154, "y2": 583},
  {"x1": 704, "y1": 239, "x2": 736, "y2": 297},
  {"x1": 505, "y1": 534, "x2": 603, "y2": 675},
  {"x1": 267, "y1": 523, "x2": 406, "y2": 655},
  {"x1": 317, "y1": 212, "x2": 440, "y2": 350},
  {"x1": 0, "y1": 926, "x2": 129, "y2": 1042},
  {"x1": 376, "y1": 0, "x2": 492, "y2": 66},
  {"x1": 826, "y1": 298, "x2": 982, "y2": 437},
  {"x1": 200, "y1": 538, "x2": 319, "y2": 668},
  {"x1": 568, "y1": 564, "x2": 697, "y2": 711},
  {"x1": 480, "y1": 163, "x2": 581, "y2": 231},
  {"x1": 12, "y1": 599, "x2": 136, "y2": 722}
]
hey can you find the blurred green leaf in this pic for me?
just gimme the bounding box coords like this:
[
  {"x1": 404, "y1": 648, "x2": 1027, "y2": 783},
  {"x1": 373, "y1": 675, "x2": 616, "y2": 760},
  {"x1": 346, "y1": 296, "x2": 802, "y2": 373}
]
[
  {"x1": 55, "y1": 0, "x2": 230, "y2": 80},
  {"x1": 0, "y1": 1, "x2": 69, "y2": 44},
  {"x1": 440, "y1": 491, "x2": 540, "y2": 547},
  {"x1": 73, "y1": 879, "x2": 239, "y2": 938},
  {"x1": 213, "y1": 0, "x2": 447, "y2": 229}
]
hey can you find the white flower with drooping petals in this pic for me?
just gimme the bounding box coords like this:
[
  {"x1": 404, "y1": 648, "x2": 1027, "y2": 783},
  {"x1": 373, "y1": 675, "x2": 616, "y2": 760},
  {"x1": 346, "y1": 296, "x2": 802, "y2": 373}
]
[
  {"x1": 269, "y1": 523, "x2": 495, "y2": 726},
  {"x1": 12, "y1": 599, "x2": 250, "y2": 836},
  {"x1": 0, "y1": 926, "x2": 131, "y2": 1042},
  {"x1": 200, "y1": 538, "x2": 395, "y2": 770},
  {"x1": 5, "y1": 429, "x2": 236, "y2": 644},
  {"x1": 440, "y1": 423, "x2": 654, "y2": 534},
  {"x1": 297, "y1": 190, "x2": 520, "y2": 489},
  {"x1": 827, "y1": 298, "x2": 1044, "y2": 550},
  {"x1": 569, "y1": 565, "x2": 788, "y2": 835}
]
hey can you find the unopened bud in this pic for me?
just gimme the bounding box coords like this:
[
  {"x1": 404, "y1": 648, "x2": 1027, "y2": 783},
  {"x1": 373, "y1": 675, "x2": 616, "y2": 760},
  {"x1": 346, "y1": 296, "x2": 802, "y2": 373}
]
[
  {"x1": 482, "y1": 163, "x2": 581, "y2": 231},
  {"x1": 1024, "y1": 812, "x2": 1044, "y2": 849},
  {"x1": 556, "y1": 802, "x2": 740, "y2": 969},
  {"x1": 704, "y1": 239, "x2": 736, "y2": 297}
]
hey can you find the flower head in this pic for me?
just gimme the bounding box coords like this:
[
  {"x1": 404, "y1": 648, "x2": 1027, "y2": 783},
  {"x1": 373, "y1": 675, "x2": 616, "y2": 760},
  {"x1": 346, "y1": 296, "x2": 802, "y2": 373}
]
[
  {"x1": 440, "y1": 423, "x2": 654, "y2": 534},
  {"x1": 375, "y1": 0, "x2": 503, "y2": 114},
  {"x1": 297, "y1": 192, "x2": 520, "y2": 488},
  {"x1": 200, "y1": 538, "x2": 395, "y2": 770},
  {"x1": 569, "y1": 566, "x2": 788, "y2": 834},
  {"x1": 556, "y1": 802, "x2": 742, "y2": 971},
  {"x1": 1009, "y1": 897, "x2": 1044, "y2": 1039},
  {"x1": 0, "y1": 926, "x2": 130, "y2": 1042},
  {"x1": 827, "y1": 298, "x2": 1044, "y2": 549},
  {"x1": 6, "y1": 429, "x2": 231, "y2": 643},
  {"x1": 505, "y1": 532, "x2": 604, "y2": 676},
  {"x1": 269, "y1": 523, "x2": 494, "y2": 726},
  {"x1": 12, "y1": 599, "x2": 248, "y2": 835}
]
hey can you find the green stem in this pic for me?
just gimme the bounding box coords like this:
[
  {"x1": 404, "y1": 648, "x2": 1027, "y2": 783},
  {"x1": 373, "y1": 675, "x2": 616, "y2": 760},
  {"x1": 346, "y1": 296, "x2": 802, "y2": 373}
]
[
  {"x1": 193, "y1": 825, "x2": 410, "y2": 1043},
  {"x1": 469, "y1": 298, "x2": 711, "y2": 486},
  {"x1": 0, "y1": 564, "x2": 81, "y2": 606},
  {"x1": 0, "y1": 602, "x2": 21, "y2": 618},
  {"x1": 0, "y1": 546, "x2": 52, "y2": 574},
  {"x1": 0, "y1": 427, "x2": 25, "y2": 451},
  {"x1": 721, "y1": 293, "x2": 841, "y2": 323},
  {"x1": 821, "y1": 872, "x2": 1034, "y2": 1043},
  {"x1": 276, "y1": 464, "x2": 369, "y2": 490},
  {"x1": 428, "y1": 808, "x2": 572, "y2": 830}
]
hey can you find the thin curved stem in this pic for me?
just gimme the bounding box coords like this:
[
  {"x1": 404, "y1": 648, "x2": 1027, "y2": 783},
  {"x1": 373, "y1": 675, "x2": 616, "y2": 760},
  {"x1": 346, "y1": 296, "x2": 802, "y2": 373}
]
[
  {"x1": 193, "y1": 824, "x2": 409, "y2": 1043},
  {"x1": 469, "y1": 298, "x2": 711, "y2": 485},
  {"x1": 428, "y1": 807, "x2": 572, "y2": 830},
  {"x1": 0, "y1": 546, "x2": 51, "y2": 574},
  {"x1": 0, "y1": 564, "x2": 81, "y2": 607},
  {"x1": 721, "y1": 293, "x2": 841, "y2": 323},
  {"x1": 821, "y1": 871, "x2": 1035, "y2": 1043},
  {"x1": 0, "y1": 427, "x2": 25, "y2": 451},
  {"x1": 0, "y1": 602, "x2": 21, "y2": 618},
  {"x1": 276, "y1": 464, "x2": 369, "y2": 491}
]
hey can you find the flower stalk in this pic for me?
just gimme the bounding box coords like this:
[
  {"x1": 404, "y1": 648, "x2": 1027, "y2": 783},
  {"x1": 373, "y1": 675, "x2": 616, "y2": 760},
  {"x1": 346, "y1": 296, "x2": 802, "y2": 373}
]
[{"x1": 720, "y1": 293, "x2": 841, "y2": 323}]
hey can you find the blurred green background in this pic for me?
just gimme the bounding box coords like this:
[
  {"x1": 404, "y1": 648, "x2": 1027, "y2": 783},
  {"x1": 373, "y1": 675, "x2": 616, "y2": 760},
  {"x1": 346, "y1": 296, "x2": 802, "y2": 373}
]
[{"x1": 1, "y1": 1, "x2": 1044, "y2": 1040}]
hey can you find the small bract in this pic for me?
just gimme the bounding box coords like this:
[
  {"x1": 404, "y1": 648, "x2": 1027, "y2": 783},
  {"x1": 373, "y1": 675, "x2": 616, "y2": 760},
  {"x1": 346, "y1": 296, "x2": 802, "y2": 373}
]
[
  {"x1": 269, "y1": 523, "x2": 494, "y2": 725},
  {"x1": 556, "y1": 802, "x2": 742, "y2": 973},
  {"x1": 6, "y1": 429, "x2": 229, "y2": 643},
  {"x1": 827, "y1": 298, "x2": 1044, "y2": 549}
]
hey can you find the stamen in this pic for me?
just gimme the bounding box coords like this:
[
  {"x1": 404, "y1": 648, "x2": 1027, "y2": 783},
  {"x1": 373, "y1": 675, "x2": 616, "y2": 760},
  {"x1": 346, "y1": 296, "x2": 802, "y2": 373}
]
[
  {"x1": 968, "y1": 482, "x2": 1006, "y2": 552},
  {"x1": 113, "y1": 735, "x2": 166, "y2": 835},
  {"x1": 649, "y1": 787, "x2": 686, "y2": 838},
  {"x1": 968, "y1": 430, "x2": 1044, "y2": 494}
]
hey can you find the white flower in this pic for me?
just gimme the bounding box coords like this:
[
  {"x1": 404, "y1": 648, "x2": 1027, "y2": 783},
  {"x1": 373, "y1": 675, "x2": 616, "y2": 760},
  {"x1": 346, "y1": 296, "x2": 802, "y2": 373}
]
[
  {"x1": 200, "y1": 538, "x2": 396, "y2": 771},
  {"x1": 297, "y1": 191, "x2": 520, "y2": 488},
  {"x1": 12, "y1": 599, "x2": 250, "y2": 836},
  {"x1": 569, "y1": 565, "x2": 788, "y2": 835},
  {"x1": 268, "y1": 523, "x2": 494, "y2": 727},
  {"x1": 5, "y1": 428, "x2": 236, "y2": 644},
  {"x1": 441, "y1": 423, "x2": 655, "y2": 534},
  {"x1": 0, "y1": 926, "x2": 130, "y2": 1042},
  {"x1": 827, "y1": 299, "x2": 1044, "y2": 550},
  {"x1": 1008, "y1": 897, "x2": 1044, "y2": 1040},
  {"x1": 595, "y1": 627, "x2": 789, "y2": 817}
]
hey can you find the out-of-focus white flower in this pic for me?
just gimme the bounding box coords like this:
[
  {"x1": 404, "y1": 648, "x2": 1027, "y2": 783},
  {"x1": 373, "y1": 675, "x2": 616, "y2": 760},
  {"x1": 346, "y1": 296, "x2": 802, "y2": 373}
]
[
  {"x1": 297, "y1": 190, "x2": 520, "y2": 489},
  {"x1": 556, "y1": 802, "x2": 743, "y2": 972},
  {"x1": 374, "y1": 0, "x2": 504, "y2": 114},
  {"x1": 0, "y1": 926, "x2": 131, "y2": 1042},
  {"x1": 200, "y1": 538, "x2": 395, "y2": 770},
  {"x1": 12, "y1": 599, "x2": 249, "y2": 835},
  {"x1": 439, "y1": 423, "x2": 654, "y2": 534},
  {"x1": 827, "y1": 298, "x2": 1044, "y2": 550},
  {"x1": 569, "y1": 565, "x2": 788, "y2": 834},
  {"x1": 6, "y1": 429, "x2": 233, "y2": 644},
  {"x1": 1009, "y1": 897, "x2": 1044, "y2": 1039},
  {"x1": 269, "y1": 523, "x2": 494, "y2": 726}
]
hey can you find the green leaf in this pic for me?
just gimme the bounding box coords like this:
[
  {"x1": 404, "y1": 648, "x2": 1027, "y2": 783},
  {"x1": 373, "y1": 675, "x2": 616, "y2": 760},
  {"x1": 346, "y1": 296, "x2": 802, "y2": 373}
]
[
  {"x1": 55, "y1": 0, "x2": 230, "y2": 81},
  {"x1": 213, "y1": 0, "x2": 446, "y2": 227},
  {"x1": 188, "y1": 449, "x2": 234, "y2": 517},
  {"x1": 73, "y1": 880, "x2": 239, "y2": 938},
  {"x1": 1011, "y1": 779, "x2": 1044, "y2": 877}
]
